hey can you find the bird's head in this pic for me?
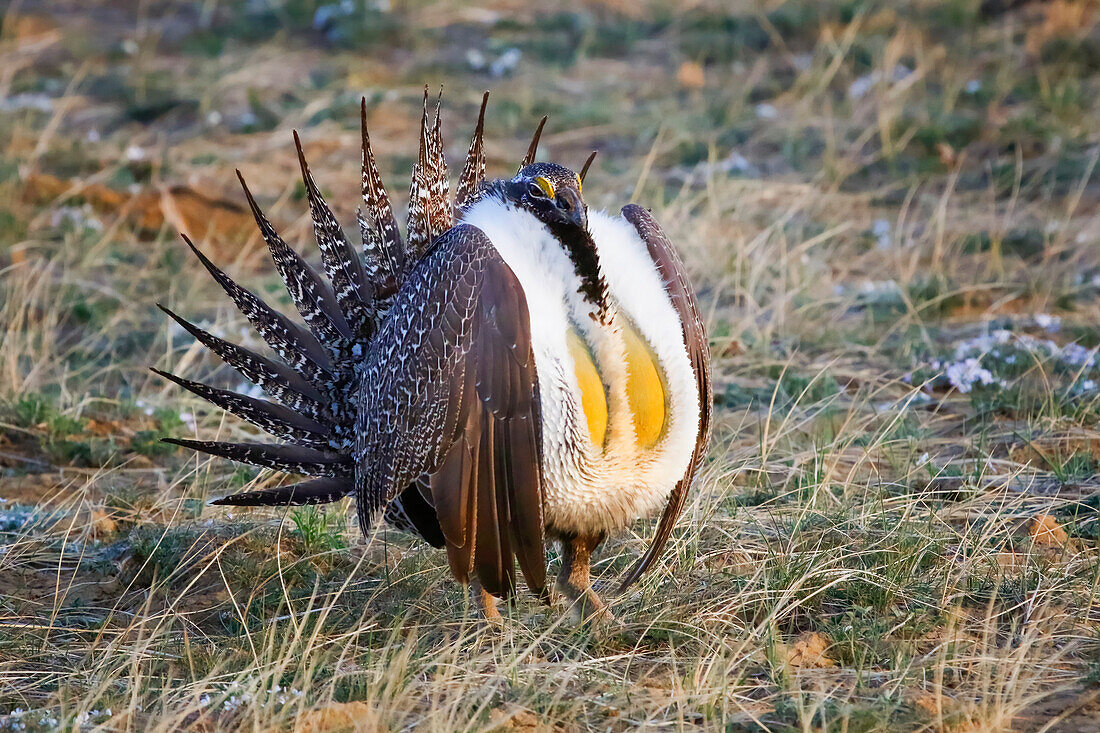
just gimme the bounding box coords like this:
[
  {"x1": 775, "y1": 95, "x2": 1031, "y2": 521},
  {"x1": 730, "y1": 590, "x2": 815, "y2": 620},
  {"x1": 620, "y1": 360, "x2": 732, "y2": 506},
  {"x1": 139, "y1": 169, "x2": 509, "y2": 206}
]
[{"x1": 502, "y1": 162, "x2": 587, "y2": 232}]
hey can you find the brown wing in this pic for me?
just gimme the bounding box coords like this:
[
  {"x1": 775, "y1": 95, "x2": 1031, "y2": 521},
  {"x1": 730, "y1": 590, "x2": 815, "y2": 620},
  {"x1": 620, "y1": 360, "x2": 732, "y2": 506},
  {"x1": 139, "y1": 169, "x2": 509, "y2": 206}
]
[
  {"x1": 354, "y1": 223, "x2": 545, "y2": 598},
  {"x1": 617, "y1": 204, "x2": 712, "y2": 591}
]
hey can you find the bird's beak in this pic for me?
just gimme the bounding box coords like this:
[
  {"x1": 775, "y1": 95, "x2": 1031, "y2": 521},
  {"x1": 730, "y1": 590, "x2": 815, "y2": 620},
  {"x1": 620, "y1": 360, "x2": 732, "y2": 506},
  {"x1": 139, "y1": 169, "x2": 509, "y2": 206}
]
[{"x1": 558, "y1": 188, "x2": 587, "y2": 230}]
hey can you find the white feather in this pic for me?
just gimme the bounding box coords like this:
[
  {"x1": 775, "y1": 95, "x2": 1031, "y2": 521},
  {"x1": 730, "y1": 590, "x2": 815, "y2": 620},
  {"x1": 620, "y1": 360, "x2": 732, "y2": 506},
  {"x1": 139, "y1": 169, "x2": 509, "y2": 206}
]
[{"x1": 460, "y1": 198, "x2": 700, "y2": 536}]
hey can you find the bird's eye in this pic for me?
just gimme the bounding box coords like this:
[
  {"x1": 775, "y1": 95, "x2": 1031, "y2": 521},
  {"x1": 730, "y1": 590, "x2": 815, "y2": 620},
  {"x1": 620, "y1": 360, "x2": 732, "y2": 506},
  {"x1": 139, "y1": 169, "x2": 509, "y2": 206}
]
[{"x1": 527, "y1": 176, "x2": 555, "y2": 199}]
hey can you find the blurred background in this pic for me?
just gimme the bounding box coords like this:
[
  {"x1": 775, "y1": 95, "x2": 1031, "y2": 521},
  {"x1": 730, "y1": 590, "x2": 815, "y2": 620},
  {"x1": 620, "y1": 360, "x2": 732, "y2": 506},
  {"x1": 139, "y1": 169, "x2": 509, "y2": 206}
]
[
  {"x1": 1, "y1": 2, "x2": 1099, "y2": 730},
  {"x1": 3, "y1": 0, "x2": 1098, "y2": 395},
  {"x1": 4, "y1": 0, "x2": 1099, "y2": 432}
]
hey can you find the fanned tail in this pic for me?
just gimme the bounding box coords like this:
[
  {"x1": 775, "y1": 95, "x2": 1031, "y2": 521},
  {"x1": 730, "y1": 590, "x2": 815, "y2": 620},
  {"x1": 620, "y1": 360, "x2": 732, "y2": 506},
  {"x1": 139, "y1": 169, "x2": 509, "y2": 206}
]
[{"x1": 158, "y1": 90, "x2": 491, "y2": 532}]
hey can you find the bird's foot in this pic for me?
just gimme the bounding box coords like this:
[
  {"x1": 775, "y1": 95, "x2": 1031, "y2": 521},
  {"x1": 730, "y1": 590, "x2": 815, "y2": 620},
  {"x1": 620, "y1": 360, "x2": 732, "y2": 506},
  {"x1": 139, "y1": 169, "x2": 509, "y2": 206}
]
[
  {"x1": 477, "y1": 585, "x2": 505, "y2": 629},
  {"x1": 556, "y1": 580, "x2": 618, "y2": 627},
  {"x1": 555, "y1": 532, "x2": 615, "y2": 628}
]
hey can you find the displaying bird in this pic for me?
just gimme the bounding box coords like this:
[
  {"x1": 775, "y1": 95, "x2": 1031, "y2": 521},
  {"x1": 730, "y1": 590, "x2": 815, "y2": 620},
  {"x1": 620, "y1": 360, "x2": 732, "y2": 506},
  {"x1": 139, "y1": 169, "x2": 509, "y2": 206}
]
[{"x1": 156, "y1": 89, "x2": 711, "y2": 620}]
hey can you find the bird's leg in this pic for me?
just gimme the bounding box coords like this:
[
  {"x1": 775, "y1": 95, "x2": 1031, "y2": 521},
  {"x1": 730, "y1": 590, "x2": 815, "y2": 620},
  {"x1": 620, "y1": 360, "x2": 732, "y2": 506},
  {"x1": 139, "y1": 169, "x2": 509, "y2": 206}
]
[
  {"x1": 556, "y1": 533, "x2": 612, "y2": 623},
  {"x1": 472, "y1": 582, "x2": 503, "y2": 626}
]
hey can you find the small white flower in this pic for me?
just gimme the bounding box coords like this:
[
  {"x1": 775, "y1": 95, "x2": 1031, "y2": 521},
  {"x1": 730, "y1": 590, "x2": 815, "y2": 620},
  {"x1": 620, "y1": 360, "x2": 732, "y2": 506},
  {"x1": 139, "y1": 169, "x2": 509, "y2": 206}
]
[
  {"x1": 944, "y1": 358, "x2": 996, "y2": 393},
  {"x1": 755, "y1": 103, "x2": 778, "y2": 120},
  {"x1": 965, "y1": 79, "x2": 982, "y2": 93},
  {"x1": 1033, "y1": 313, "x2": 1061, "y2": 333},
  {"x1": 848, "y1": 73, "x2": 875, "y2": 100},
  {"x1": 723, "y1": 151, "x2": 752, "y2": 174},
  {"x1": 872, "y1": 218, "x2": 892, "y2": 249},
  {"x1": 489, "y1": 48, "x2": 522, "y2": 78},
  {"x1": 465, "y1": 49, "x2": 487, "y2": 71}
]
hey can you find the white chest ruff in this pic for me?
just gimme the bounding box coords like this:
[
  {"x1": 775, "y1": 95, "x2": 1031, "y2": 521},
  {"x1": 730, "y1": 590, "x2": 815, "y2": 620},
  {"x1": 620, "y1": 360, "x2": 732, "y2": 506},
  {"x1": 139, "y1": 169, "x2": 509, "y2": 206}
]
[{"x1": 460, "y1": 201, "x2": 700, "y2": 536}]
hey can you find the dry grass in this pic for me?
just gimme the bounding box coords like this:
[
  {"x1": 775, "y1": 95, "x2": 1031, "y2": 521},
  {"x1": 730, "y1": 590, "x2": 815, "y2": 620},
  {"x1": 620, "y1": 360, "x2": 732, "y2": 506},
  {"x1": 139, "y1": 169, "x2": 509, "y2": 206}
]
[{"x1": 1, "y1": 1, "x2": 1099, "y2": 731}]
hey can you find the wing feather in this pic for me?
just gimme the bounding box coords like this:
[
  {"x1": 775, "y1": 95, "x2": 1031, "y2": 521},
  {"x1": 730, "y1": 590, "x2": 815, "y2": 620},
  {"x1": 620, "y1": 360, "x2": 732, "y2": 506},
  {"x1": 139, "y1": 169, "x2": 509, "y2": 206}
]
[
  {"x1": 356, "y1": 223, "x2": 545, "y2": 597},
  {"x1": 617, "y1": 204, "x2": 712, "y2": 591}
]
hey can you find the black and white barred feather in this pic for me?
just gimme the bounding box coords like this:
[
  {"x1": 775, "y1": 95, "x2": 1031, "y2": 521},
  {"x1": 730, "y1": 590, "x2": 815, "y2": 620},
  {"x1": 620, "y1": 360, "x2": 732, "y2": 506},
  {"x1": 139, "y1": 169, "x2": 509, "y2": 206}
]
[{"x1": 406, "y1": 87, "x2": 454, "y2": 261}]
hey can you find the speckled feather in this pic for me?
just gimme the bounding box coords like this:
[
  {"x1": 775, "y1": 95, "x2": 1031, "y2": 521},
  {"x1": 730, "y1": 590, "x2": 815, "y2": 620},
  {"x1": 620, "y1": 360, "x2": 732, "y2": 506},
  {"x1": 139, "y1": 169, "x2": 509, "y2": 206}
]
[
  {"x1": 354, "y1": 223, "x2": 544, "y2": 597},
  {"x1": 210, "y1": 477, "x2": 351, "y2": 506},
  {"x1": 358, "y1": 98, "x2": 405, "y2": 300},
  {"x1": 182, "y1": 235, "x2": 333, "y2": 387},
  {"x1": 163, "y1": 438, "x2": 349, "y2": 476},
  {"x1": 152, "y1": 368, "x2": 334, "y2": 450},
  {"x1": 454, "y1": 92, "x2": 488, "y2": 210},
  {"x1": 406, "y1": 88, "x2": 453, "y2": 260},
  {"x1": 294, "y1": 132, "x2": 375, "y2": 343},
  {"x1": 158, "y1": 304, "x2": 330, "y2": 423},
  {"x1": 237, "y1": 172, "x2": 354, "y2": 353}
]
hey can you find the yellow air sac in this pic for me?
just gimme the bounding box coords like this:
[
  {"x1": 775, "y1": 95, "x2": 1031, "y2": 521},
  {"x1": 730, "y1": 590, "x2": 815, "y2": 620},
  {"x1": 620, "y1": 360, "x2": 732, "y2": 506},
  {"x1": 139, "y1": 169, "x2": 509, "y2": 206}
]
[
  {"x1": 621, "y1": 320, "x2": 666, "y2": 449},
  {"x1": 567, "y1": 330, "x2": 608, "y2": 448}
]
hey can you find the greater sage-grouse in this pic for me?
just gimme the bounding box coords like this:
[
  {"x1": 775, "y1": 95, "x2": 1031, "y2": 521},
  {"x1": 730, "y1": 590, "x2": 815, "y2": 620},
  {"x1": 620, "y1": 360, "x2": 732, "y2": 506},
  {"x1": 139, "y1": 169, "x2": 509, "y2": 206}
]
[{"x1": 157, "y1": 90, "x2": 711, "y2": 620}]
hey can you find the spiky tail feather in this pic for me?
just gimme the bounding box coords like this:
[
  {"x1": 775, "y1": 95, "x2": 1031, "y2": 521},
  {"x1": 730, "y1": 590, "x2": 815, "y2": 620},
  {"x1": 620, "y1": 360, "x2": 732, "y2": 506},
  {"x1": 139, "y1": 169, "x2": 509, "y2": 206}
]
[{"x1": 157, "y1": 91, "x2": 490, "y2": 531}]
